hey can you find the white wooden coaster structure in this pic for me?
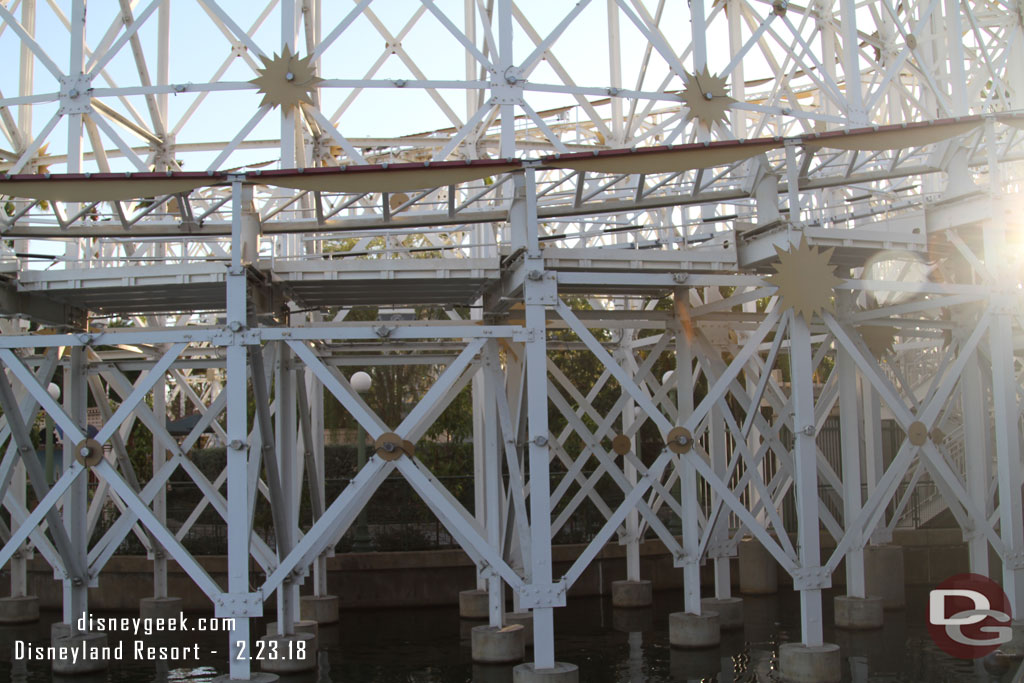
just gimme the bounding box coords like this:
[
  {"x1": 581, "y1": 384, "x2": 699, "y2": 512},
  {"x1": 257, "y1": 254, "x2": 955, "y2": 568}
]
[{"x1": 0, "y1": 2, "x2": 1020, "y2": 681}]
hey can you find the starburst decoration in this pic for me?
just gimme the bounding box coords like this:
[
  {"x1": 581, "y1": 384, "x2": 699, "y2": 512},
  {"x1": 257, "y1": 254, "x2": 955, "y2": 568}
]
[
  {"x1": 857, "y1": 324, "x2": 898, "y2": 359},
  {"x1": 768, "y1": 237, "x2": 843, "y2": 321},
  {"x1": 249, "y1": 46, "x2": 322, "y2": 110},
  {"x1": 680, "y1": 67, "x2": 735, "y2": 129}
]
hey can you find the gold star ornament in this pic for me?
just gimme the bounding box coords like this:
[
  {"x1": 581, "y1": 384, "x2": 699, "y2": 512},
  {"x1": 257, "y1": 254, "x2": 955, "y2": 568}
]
[
  {"x1": 249, "y1": 46, "x2": 322, "y2": 110},
  {"x1": 769, "y1": 237, "x2": 843, "y2": 321},
  {"x1": 680, "y1": 67, "x2": 735, "y2": 128},
  {"x1": 857, "y1": 324, "x2": 898, "y2": 359}
]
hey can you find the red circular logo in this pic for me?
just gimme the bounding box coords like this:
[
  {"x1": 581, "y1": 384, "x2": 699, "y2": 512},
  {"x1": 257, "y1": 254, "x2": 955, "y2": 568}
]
[{"x1": 927, "y1": 573, "x2": 1013, "y2": 659}]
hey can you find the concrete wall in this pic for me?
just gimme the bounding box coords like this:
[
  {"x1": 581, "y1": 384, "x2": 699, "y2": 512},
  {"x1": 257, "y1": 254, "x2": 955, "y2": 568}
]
[{"x1": 8, "y1": 528, "x2": 972, "y2": 613}]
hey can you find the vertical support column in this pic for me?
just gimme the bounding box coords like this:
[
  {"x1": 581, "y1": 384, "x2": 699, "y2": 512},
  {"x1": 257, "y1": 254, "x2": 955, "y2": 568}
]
[
  {"x1": 988, "y1": 306, "x2": 1024, "y2": 617},
  {"x1": 482, "y1": 342, "x2": 504, "y2": 627},
  {"x1": 961, "y1": 348, "x2": 990, "y2": 576},
  {"x1": 837, "y1": 289, "x2": 866, "y2": 599},
  {"x1": 523, "y1": 167, "x2": 555, "y2": 668},
  {"x1": 497, "y1": 0, "x2": 516, "y2": 157},
  {"x1": 276, "y1": 343, "x2": 298, "y2": 634},
  {"x1": 674, "y1": 311, "x2": 701, "y2": 615},
  {"x1": 839, "y1": 0, "x2": 865, "y2": 122},
  {"x1": 9, "y1": 460, "x2": 27, "y2": 598},
  {"x1": 606, "y1": 0, "x2": 622, "y2": 144},
  {"x1": 280, "y1": 0, "x2": 297, "y2": 169},
  {"x1": 709, "y1": 405, "x2": 731, "y2": 598},
  {"x1": 153, "y1": 375, "x2": 168, "y2": 599},
  {"x1": 64, "y1": 346, "x2": 88, "y2": 632},
  {"x1": 64, "y1": 0, "x2": 85, "y2": 261},
  {"x1": 308, "y1": 369, "x2": 329, "y2": 597},
  {"x1": 512, "y1": 166, "x2": 578, "y2": 683},
  {"x1": 789, "y1": 315, "x2": 823, "y2": 646},
  {"x1": 464, "y1": 0, "x2": 478, "y2": 118},
  {"x1": 610, "y1": 337, "x2": 653, "y2": 610},
  {"x1": 668, "y1": 299, "x2": 722, "y2": 648},
  {"x1": 689, "y1": 0, "x2": 707, "y2": 72},
  {"x1": 616, "y1": 347, "x2": 641, "y2": 583},
  {"x1": 779, "y1": 314, "x2": 841, "y2": 682},
  {"x1": 472, "y1": 344, "x2": 488, "y2": 592},
  {"x1": 727, "y1": 0, "x2": 745, "y2": 137},
  {"x1": 834, "y1": 294, "x2": 883, "y2": 631},
  {"x1": 838, "y1": 343, "x2": 865, "y2": 596},
  {"x1": 981, "y1": 128, "x2": 1024, "y2": 619},
  {"x1": 224, "y1": 177, "x2": 253, "y2": 681},
  {"x1": 862, "y1": 384, "x2": 890, "y2": 544}
]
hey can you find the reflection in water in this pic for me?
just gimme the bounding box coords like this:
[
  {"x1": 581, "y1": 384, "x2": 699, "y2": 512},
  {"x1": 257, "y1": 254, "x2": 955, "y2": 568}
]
[{"x1": 0, "y1": 587, "x2": 1014, "y2": 681}]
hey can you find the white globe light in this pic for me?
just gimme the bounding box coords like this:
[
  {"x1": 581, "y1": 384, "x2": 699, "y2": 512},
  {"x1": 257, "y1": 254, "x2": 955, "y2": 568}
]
[
  {"x1": 46, "y1": 383, "x2": 61, "y2": 400},
  {"x1": 350, "y1": 371, "x2": 372, "y2": 394},
  {"x1": 662, "y1": 371, "x2": 675, "y2": 386}
]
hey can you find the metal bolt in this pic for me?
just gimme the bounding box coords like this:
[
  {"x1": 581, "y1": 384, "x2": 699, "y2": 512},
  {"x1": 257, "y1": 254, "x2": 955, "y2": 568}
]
[
  {"x1": 228, "y1": 320, "x2": 243, "y2": 332},
  {"x1": 533, "y1": 436, "x2": 548, "y2": 447},
  {"x1": 506, "y1": 74, "x2": 518, "y2": 84},
  {"x1": 676, "y1": 434, "x2": 691, "y2": 447},
  {"x1": 80, "y1": 447, "x2": 91, "y2": 457},
  {"x1": 382, "y1": 442, "x2": 396, "y2": 452},
  {"x1": 801, "y1": 425, "x2": 815, "y2": 436},
  {"x1": 68, "y1": 89, "x2": 79, "y2": 98},
  {"x1": 229, "y1": 439, "x2": 245, "y2": 450},
  {"x1": 527, "y1": 269, "x2": 543, "y2": 280},
  {"x1": 72, "y1": 577, "x2": 83, "y2": 587},
  {"x1": 285, "y1": 72, "x2": 295, "y2": 81},
  {"x1": 704, "y1": 92, "x2": 713, "y2": 100}
]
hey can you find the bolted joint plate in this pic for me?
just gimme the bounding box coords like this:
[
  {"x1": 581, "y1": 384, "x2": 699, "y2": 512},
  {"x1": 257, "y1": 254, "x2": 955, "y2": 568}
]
[
  {"x1": 214, "y1": 592, "x2": 263, "y2": 618},
  {"x1": 518, "y1": 581, "x2": 568, "y2": 610},
  {"x1": 791, "y1": 566, "x2": 832, "y2": 591},
  {"x1": 524, "y1": 273, "x2": 557, "y2": 305},
  {"x1": 672, "y1": 551, "x2": 697, "y2": 568},
  {"x1": 706, "y1": 542, "x2": 736, "y2": 559},
  {"x1": 1003, "y1": 552, "x2": 1024, "y2": 570},
  {"x1": 58, "y1": 74, "x2": 92, "y2": 115}
]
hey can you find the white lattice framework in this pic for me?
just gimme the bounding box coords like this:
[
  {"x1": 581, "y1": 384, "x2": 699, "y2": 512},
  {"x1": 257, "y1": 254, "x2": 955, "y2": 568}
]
[{"x1": 0, "y1": 1, "x2": 1022, "y2": 679}]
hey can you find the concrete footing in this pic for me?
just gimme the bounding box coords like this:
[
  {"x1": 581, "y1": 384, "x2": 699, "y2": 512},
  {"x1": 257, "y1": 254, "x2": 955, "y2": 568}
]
[
  {"x1": 512, "y1": 662, "x2": 579, "y2": 682},
  {"x1": 460, "y1": 589, "x2": 489, "y2": 619},
  {"x1": 701, "y1": 597, "x2": 743, "y2": 630},
  {"x1": 778, "y1": 642, "x2": 841, "y2": 683},
  {"x1": 300, "y1": 594, "x2": 339, "y2": 624},
  {"x1": 0, "y1": 596, "x2": 39, "y2": 624},
  {"x1": 834, "y1": 596, "x2": 884, "y2": 630},
  {"x1": 473, "y1": 663, "x2": 515, "y2": 683},
  {"x1": 211, "y1": 674, "x2": 279, "y2": 682},
  {"x1": 139, "y1": 596, "x2": 184, "y2": 620},
  {"x1": 51, "y1": 632, "x2": 110, "y2": 675},
  {"x1": 505, "y1": 611, "x2": 534, "y2": 647},
  {"x1": 258, "y1": 632, "x2": 317, "y2": 674},
  {"x1": 668, "y1": 611, "x2": 720, "y2": 649},
  {"x1": 738, "y1": 538, "x2": 778, "y2": 594},
  {"x1": 610, "y1": 579, "x2": 652, "y2": 608},
  {"x1": 865, "y1": 545, "x2": 905, "y2": 609},
  {"x1": 471, "y1": 624, "x2": 525, "y2": 664}
]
